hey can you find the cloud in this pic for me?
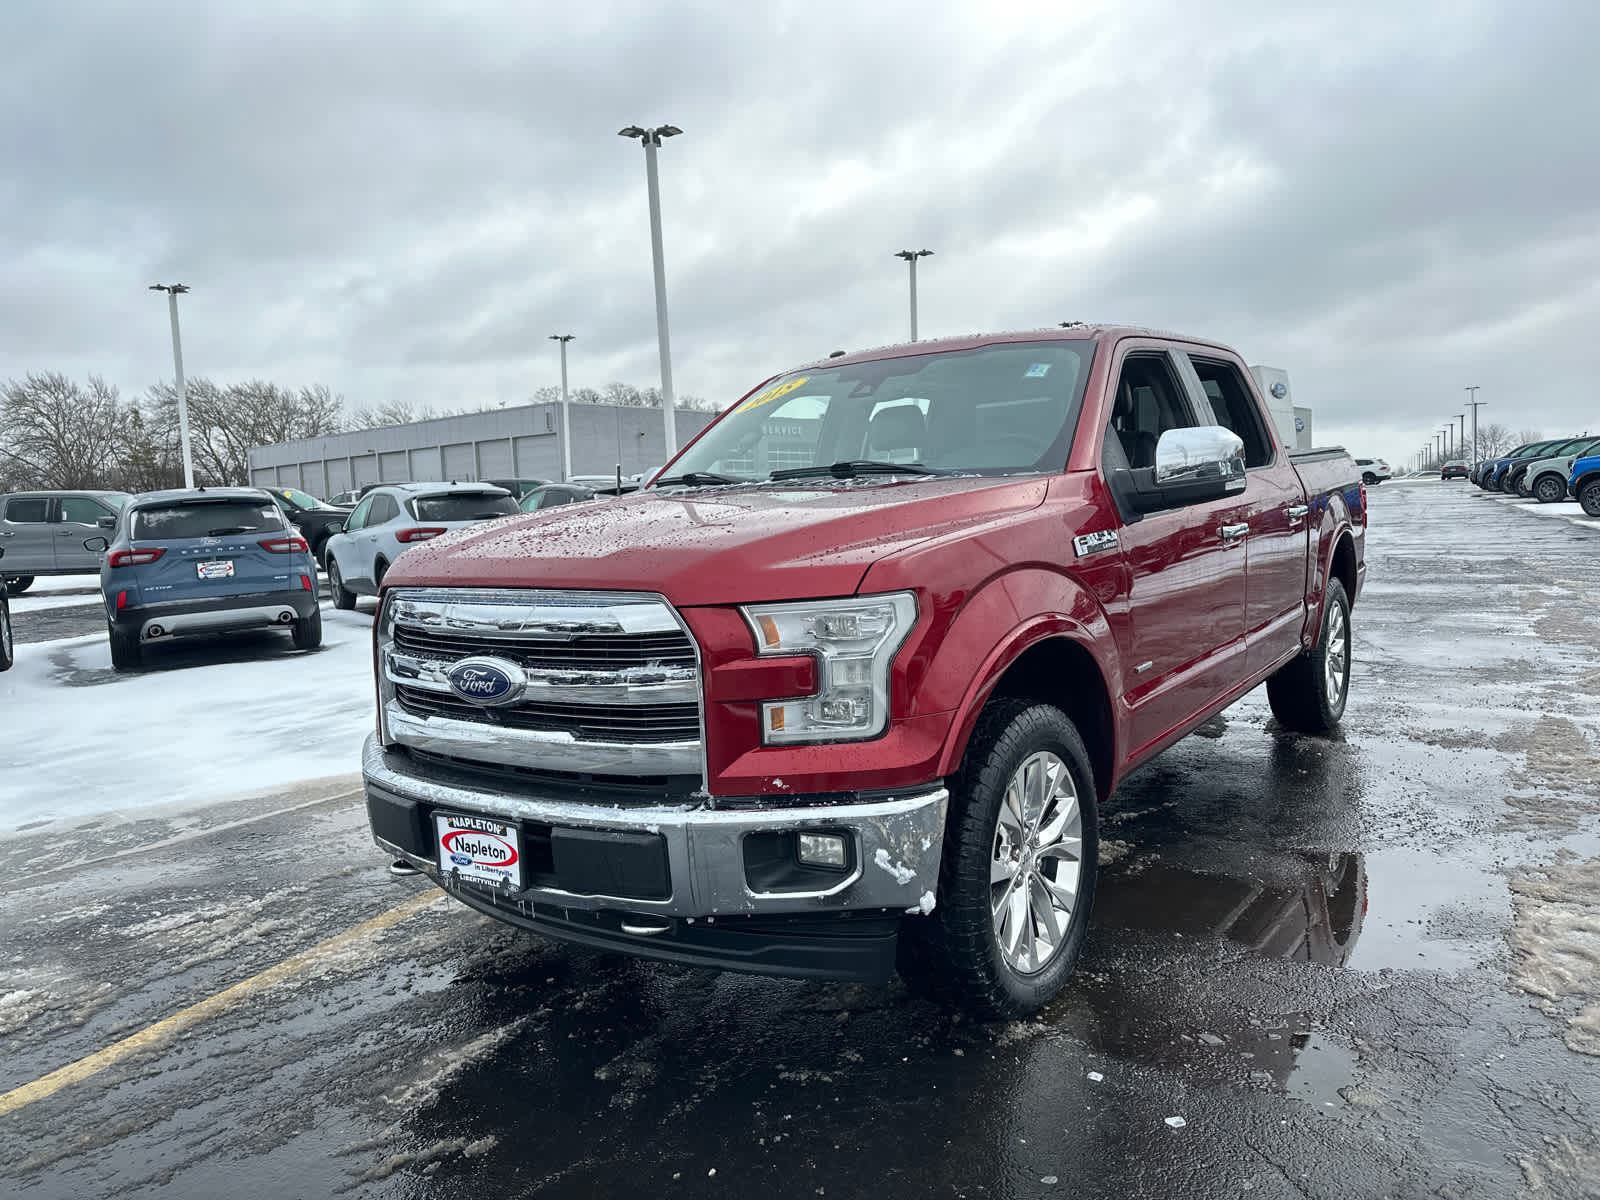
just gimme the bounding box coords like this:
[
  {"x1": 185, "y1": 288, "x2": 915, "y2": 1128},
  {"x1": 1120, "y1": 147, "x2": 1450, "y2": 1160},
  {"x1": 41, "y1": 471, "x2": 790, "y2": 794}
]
[{"x1": 1, "y1": 0, "x2": 1596, "y2": 464}]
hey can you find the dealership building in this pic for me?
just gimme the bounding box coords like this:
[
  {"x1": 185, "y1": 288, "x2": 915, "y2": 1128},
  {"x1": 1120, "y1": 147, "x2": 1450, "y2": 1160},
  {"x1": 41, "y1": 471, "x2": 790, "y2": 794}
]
[{"x1": 247, "y1": 401, "x2": 718, "y2": 498}]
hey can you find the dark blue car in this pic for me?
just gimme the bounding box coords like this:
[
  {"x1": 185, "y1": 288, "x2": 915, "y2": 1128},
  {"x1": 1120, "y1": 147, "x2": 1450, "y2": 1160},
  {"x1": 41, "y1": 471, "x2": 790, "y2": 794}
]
[{"x1": 88, "y1": 487, "x2": 321, "y2": 671}]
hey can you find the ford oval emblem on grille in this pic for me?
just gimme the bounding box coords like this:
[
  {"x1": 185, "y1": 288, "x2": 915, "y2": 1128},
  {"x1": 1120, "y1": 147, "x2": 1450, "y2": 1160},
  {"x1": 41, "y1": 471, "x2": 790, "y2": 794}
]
[{"x1": 445, "y1": 656, "x2": 527, "y2": 707}]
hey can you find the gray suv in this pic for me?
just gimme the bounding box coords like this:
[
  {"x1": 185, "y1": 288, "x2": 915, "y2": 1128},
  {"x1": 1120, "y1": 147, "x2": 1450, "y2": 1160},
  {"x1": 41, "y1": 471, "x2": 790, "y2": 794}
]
[{"x1": 0, "y1": 490, "x2": 131, "y2": 594}]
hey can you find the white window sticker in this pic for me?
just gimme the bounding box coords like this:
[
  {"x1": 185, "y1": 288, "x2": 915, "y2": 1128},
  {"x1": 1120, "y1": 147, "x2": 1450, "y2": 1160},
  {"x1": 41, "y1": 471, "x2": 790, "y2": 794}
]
[{"x1": 1024, "y1": 363, "x2": 1051, "y2": 378}]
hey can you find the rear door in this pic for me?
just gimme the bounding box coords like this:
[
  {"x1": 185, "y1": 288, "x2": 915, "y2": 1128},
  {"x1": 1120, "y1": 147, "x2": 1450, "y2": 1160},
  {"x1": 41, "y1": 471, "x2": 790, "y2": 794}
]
[
  {"x1": 0, "y1": 496, "x2": 56, "y2": 573},
  {"x1": 1177, "y1": 352, "x2": 1309, "y2": 674},
  {"x1": 351, "y1": 492, "x2": 399, "y2": 584},
  {"x1": 129, "y1": 497, "x2": 301, "y2": 603},
  {"x1": 54, "y1": 495, "x2": 122, "y2": 570}
]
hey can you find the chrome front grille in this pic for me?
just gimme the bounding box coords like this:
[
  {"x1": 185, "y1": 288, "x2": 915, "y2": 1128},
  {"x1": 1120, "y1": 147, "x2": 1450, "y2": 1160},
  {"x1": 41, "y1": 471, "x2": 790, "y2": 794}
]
[{"x1": 378, "y1": 588, "x2": 704, "y2": 780}]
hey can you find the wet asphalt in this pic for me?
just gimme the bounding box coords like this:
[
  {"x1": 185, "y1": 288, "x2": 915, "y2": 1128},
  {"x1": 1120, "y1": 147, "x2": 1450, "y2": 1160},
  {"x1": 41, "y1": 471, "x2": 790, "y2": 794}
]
[{"x1": 2, "y1": 483, "x2": 1598, "y2": 1200}]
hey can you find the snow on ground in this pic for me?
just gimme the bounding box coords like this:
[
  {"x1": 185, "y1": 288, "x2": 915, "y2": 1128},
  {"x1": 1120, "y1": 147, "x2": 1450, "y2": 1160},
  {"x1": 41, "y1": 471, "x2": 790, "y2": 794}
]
[
  {"x1": 0, "y1": 605, "x2": 376, "y2": 829},
  {"x1": 1483, "y1": 493, "x2": 1600, "y2": 531},
  {"x1": 7, "y1": 587, "x2": 105, "y2": 615},
  {"x1": 7, "y1": 575, "x2": 104, "y2": 595}
]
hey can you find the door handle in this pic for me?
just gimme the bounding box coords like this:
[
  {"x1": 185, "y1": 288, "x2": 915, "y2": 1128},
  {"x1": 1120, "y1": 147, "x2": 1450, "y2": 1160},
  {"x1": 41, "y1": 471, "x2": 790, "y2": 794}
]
[
  {"x1": 1219, "y1": 522, "x2": 1249, "y2": 544},
  {"x1": 1285, "y1": 505, "x2": 1309, "y2": 520}
]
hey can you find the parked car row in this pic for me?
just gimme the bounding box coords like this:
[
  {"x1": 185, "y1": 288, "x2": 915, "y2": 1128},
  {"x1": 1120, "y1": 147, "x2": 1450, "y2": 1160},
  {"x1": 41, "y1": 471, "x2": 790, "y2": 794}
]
[{"x1": 1462, "y1": 436, "x2": 1600, "y2": 516}]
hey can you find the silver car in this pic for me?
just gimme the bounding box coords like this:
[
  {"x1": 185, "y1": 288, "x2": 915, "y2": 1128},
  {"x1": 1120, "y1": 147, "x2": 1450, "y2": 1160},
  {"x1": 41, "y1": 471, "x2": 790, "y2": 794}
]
[
  {"x1": 322, "y1": 482, "x2": 518, "y2": 608},
  {"x1": 0, "y1": 490, "x2": 131, "y2": 594},
  {"x1": 1521, "y1": 436, "x2": 1600, "y2": 503}
]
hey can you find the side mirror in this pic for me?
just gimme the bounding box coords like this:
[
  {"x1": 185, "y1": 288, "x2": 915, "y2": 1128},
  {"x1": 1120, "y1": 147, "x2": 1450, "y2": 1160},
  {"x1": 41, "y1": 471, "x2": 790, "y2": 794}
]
[
  {"x1": 331, "y1": 521, "x2": 346, "y2": 534},
  {"x1": 84, "y1": 536, "x2": 110, "y2": 553},
  {"x1": 97, "y1": 515, "x2": 116, "y2": 529},
  {"x1": 1112, "y1": 425, "x2": 1247, "y2": 517}
]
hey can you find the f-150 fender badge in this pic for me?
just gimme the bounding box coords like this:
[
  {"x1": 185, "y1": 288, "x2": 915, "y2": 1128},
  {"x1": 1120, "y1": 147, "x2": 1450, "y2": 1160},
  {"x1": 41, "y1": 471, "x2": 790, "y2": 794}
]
[{"x1": 1073, "y1": 530, "x2": 1120, "y2": 557}]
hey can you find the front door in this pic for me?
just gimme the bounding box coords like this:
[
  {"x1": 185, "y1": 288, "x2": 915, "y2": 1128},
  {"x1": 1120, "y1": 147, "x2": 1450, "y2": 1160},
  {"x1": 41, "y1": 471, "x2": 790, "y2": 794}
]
[
  {"x1": 1099, "y1": 349, "x2": 1248, "y2": 761},
  {"x1": 0, "y1": 496, "x2": 56, "y2": 574},
  {"x1": 54, "y1": 495, "x2": 120, "y2": 571}
]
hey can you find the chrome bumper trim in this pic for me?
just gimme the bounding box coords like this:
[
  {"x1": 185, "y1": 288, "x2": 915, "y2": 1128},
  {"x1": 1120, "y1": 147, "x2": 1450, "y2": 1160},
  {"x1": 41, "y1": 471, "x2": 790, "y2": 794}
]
[
  {"x1": 140, "y1": 603, "x2": 302, "y2": 640},
  {"x1": 384, "y1": 649, "x2": 699, "y2": 705},
  {"x1": 364, "y1": 735, "x2": 947, "y2": 917}
]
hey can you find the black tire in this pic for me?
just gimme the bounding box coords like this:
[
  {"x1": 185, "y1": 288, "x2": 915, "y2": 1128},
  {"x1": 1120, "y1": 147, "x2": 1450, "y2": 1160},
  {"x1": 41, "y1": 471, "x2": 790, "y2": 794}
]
[
  {"x1": 899, "y1": 699, "x2": 1099, "y2": 1019},
  {"x1": 1580, "y1": 480, "x2": 1600, "y2": 519},
  {"x1": 291, "y1": 604, "x2": 323, "y2": 651},
  {"x1": 4, "y1": 576, "x2": 34, "y2": 596},
  {"x1": 1361, "y1": 473, "x2": 1377, "y2": 485},
  {"x1": 0, "y1": 600, "x2": 13, "y2": 672},
  {"x1": 108, "y1": 621, "x2": 141, "y2": 672},
  {"x1": 373, "y1": 559, "x2": 389, "y2": 591},
  {"x1": 1534, "y1": 474, "x2": 1565, "y2": 504},
  {"x1": 1267, "y1": 577, "x2": 1351, "y2": 734},
  {"x1": 328, "y1": 558, "x2": 356, "y2": 610}
]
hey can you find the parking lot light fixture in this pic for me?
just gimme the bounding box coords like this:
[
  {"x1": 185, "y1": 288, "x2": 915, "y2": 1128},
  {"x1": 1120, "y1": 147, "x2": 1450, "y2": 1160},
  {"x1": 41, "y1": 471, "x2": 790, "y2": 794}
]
[
  {"x1": 549, "y1": 334, "x2": 575, "y2": 481},
  {"x1": 619, "y1": 124, "x2": 682, "y2": 457},
  {"x1": 894, "y1": 249, "x2": 934, "y2": 341},
  {"x1": 149, "y1": 283, "x2": 194, "y2": 489}
]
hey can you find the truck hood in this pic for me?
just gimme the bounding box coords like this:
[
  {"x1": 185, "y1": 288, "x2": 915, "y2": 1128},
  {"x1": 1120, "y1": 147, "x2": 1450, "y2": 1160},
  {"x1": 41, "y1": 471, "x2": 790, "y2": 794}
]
[{"x1": 383, "y1": 476, "x2": 1049, "y2": 606}]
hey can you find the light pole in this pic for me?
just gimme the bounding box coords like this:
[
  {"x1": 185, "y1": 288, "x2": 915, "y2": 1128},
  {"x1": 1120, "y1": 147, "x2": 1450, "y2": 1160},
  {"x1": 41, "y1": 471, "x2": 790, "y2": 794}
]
[
  {"x1": 149, "y1": 283, "x2": 195, "y2": 488},
  {"x1": 1456, "y1": 415, "x2": 1465, "y2": 461},
  {"x1": 618, "y1": 124, "x2": 682, "y2": 458},
  {"x1": 549, "y1": 334, "x2": 574, "y2": 481},
  {"x1": 894, "y1": 249, "x2": 933, "y2": 341},
  {"x1": 1466, "y1": 387, "x2": 1484, "y2": 461}
]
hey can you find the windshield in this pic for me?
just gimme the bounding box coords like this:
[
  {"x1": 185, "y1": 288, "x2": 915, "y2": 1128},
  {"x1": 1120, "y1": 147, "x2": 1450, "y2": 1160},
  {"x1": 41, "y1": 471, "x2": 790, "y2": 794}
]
[
  {"x1": 408, "y1": 492, "x2": 519, "y2": 521},
  {"x1": 132, "y1": 500, "x2": 288, "y2": 540},
  {"x1": 276, "y1": 487, "x2": 331, "y2": 510},
  {"x1": 663, "y1": 341, "x2": 1093, "y2": 483}
]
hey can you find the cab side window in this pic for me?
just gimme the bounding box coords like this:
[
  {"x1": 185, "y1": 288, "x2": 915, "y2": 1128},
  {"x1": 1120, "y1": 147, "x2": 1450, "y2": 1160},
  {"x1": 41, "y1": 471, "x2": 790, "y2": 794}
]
[
  {"x1": 59, "y1": 497, "x2": 113, "y2": 525},
  {"x1": 368, "y1": 494, "x2": 399, "y2": 525},
  {"x1": 1190, "y1": 358, "x2": 1274, "y2": 468},
  {"x1": 3, "y1": 498, "x2": 49, "y2": 523},
  {"x1": 1102, "y1": 354, "x2": 1196, "y2": 473}
]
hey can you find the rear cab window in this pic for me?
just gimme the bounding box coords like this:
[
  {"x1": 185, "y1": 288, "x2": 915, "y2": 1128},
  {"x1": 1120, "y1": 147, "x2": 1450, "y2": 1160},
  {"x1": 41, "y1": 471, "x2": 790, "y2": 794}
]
[
  {"x1": 131, "y1": 500, "x2": 287, "y2": 540},
  {"x1": 409, "y1": 492, "x2": 519, "y2": 521},
  {"x1": 1187, "y1": 357, "x2": 1275, "y2": 468}
]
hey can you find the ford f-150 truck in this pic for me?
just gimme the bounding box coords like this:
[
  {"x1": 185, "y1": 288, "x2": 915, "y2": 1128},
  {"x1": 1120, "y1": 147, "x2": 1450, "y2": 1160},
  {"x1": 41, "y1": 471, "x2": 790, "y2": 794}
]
[{"x1": 363, "y1": 326, "x2": 1365, "y2": 1016}]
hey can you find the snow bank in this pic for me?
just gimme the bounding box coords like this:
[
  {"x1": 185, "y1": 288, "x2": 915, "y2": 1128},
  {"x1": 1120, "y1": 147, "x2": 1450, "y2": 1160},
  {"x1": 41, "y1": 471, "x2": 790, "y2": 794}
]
[{"x1": 0, "y1": 607, "x2": 376, "y2": 828}]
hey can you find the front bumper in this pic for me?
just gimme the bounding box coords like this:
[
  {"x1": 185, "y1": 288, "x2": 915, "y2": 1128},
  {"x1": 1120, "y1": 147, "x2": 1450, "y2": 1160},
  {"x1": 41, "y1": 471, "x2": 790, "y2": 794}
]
[
  {"x1": 363, "y1": 735, "x2": 948, "y2": 921},
  {"x1": 113, "y1": 589, "x2": 317, "y2": 641}
]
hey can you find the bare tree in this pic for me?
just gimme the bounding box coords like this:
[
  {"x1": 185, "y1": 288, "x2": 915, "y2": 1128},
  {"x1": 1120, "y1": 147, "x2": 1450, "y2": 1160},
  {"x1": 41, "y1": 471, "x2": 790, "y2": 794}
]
[
  {"x1": 1475, "y1": 423, "x2": 1516, "y2": 459},
  {"x1": 1513, "y1": 428, "x2": 1544, "y2": 447},
  {"x1": 147, "y1": 378, "x2": 347, "y2": 485},
  {"x1": 346, "y1": 396, "x2": 445, "y2": 430},
  {"x1": 0, "y1": 372, "x2": 128, "y2": 489}
]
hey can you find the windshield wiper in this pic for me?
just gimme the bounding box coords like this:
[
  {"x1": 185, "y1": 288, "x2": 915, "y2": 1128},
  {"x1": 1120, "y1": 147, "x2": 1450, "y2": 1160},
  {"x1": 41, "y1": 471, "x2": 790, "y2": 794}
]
[
  {"x1": 653, "y1": 470, "x2": 747, "y2": 486},
  {"x1": 769, "y1": 460, "x2": 950, "y2": 481},
  {"x1": 206, "y1": 526, "x2": 254, "y2": 535}
]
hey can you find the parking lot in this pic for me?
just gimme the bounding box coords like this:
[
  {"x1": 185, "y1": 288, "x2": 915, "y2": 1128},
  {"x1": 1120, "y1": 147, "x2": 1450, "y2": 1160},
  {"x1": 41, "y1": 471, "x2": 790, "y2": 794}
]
[{"x1": 2, "y1": 481, "x2": 1598, "y2": 1199}]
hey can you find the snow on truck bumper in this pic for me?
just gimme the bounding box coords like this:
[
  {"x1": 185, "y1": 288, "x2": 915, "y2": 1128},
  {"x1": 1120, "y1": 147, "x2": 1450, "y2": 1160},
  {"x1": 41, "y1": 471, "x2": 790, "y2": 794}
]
[{"x1": 363, "y1": 736, "x2": 948, "y2": 979}]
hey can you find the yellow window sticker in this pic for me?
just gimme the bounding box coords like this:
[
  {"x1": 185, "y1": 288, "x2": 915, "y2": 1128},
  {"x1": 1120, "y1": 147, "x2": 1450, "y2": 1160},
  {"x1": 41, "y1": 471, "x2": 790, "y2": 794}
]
[{"x1": 738, "y1": 376, "x2": 809, "y2": 414}]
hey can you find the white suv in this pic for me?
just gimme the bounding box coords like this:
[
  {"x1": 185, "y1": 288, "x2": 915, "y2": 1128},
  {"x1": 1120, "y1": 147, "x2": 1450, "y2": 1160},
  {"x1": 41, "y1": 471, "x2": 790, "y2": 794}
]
[
  {"x1": 322, "y1": 482, "x2": 518, "y2": 608},
  {"x1": 1353, "y1": 458, "x2": 1391, "y2": 485}
]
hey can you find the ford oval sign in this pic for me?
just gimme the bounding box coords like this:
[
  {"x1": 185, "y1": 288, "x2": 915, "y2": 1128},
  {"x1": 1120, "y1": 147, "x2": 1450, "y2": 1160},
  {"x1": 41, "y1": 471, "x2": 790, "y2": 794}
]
[
  {"x1": 1270, "y1": 380, "x2": 1288, "y2": 399},
  {"x1": 445, "y1": 656, "x2": 527, "y2": 707}
]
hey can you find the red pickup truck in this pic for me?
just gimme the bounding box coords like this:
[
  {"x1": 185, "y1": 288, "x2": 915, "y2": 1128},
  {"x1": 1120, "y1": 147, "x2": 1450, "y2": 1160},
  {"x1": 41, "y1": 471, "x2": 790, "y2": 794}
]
[{"x1": 364, "y1": 326, "x2": 1365, "y2": 1016}]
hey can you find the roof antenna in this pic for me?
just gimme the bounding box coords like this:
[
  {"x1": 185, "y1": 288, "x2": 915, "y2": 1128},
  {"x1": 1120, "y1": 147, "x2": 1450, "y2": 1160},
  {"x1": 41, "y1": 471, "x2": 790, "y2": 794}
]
[{"x1": 829, "y1": 349, "x2": 846, "y2": 358}]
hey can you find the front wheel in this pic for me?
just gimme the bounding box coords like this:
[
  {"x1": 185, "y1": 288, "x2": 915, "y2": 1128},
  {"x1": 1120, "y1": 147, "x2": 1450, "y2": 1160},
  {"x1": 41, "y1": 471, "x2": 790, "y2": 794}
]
[
  {"x1": 1580, "y1": 480, "x2": 1600, "y2": 518},
  {"x1": 899, "y1": 699, "x2": 1098, "y2": 1019},
  {"x1": 1267, "y1": 577, "x2": 1351, "y2": 733},
  {"x1": 1534, "y1": 475, "x2": 1565, "y2": 504},
  {"x1": 4, "y1": 576, "x2": 34, "y2": 596}
]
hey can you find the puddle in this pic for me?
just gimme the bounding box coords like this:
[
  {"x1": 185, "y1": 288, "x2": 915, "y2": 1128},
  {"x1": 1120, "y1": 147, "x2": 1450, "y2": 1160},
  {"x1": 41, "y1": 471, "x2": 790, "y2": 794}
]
[{"x1": 1284, "y1": 1031, "x2": 1358, "y2": 1109}]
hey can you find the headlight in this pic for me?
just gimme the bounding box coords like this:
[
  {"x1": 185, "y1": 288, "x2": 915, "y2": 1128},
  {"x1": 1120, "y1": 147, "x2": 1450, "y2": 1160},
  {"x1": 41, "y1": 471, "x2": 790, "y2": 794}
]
[{"x1": 741, "y1": 592, "x2": 917, "y2": 745}]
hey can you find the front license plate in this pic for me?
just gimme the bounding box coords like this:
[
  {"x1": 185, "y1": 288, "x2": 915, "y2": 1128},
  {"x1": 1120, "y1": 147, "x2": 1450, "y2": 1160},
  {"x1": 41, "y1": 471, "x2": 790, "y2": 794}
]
[
  {"x1": 435, "y1": 812, "x2": 522, "y2": 889},
  {"x1": 196, "y1": 559, "x2": 235, "y2": 580}
]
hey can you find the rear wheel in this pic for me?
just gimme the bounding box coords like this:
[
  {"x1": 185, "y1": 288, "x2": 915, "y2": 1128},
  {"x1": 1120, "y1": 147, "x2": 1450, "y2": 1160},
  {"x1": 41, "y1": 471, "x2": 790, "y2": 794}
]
[
  {"x1": 0, "y1": 600, "x2": 13, "y2": 672},
  {"x1": 108, "y1": 621, "x2": 141, "y2": 672},
  {"x1": 899, "y1": 699, "x2": 1098, "y2": 1019},
  {"x1": 373, "y1": 559, "x2": 389, "y2": 591},
  {"x1": 1534, "y1": 475, "x2": 1565, "y2": 504},
  {"x1": 1267, "y1": 578, "x2": 1351, "y2": 733},
  {"x1": 1580, "y1": 480, "x2": 1600, "y2": 518},
  {"x1": 4, "y1": 576, "x2": 34, "y2": 596},
  {"x1": 328, "y1": 558, "x2": 356, "y2": 610},
  {"x1": 291, "y1": 604, "x2": 323, "y2": 651},
  {"x1": 1361, "y1": 472, "x2": 1377, "y2": 485}
]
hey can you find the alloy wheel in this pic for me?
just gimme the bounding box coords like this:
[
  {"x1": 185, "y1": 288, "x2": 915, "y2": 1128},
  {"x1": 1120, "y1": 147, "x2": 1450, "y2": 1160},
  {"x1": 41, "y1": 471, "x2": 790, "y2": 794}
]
[{"x1": 990, "y1": 751, "x2": 1084, "y2": 975}]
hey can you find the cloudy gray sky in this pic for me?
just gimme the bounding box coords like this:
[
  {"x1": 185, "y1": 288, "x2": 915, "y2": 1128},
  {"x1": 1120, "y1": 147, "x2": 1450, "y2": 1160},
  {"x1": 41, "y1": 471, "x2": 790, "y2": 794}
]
[{"x1": 3, "y1": 0, "x2": 1596, "y2": 468}]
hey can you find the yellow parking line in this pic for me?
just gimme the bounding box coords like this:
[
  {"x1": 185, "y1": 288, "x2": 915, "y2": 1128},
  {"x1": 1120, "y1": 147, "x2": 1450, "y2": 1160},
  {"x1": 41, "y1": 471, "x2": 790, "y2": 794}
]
[{"x1": 0, "y1": 890, "x2": 445, "y2": 1118}]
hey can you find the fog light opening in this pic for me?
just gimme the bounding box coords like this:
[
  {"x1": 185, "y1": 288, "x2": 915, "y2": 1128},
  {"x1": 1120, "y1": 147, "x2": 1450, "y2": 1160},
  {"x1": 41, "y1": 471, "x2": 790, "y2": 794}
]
[{"x1": 797, "y1": 832, "x2": 849, "y2": 870}]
